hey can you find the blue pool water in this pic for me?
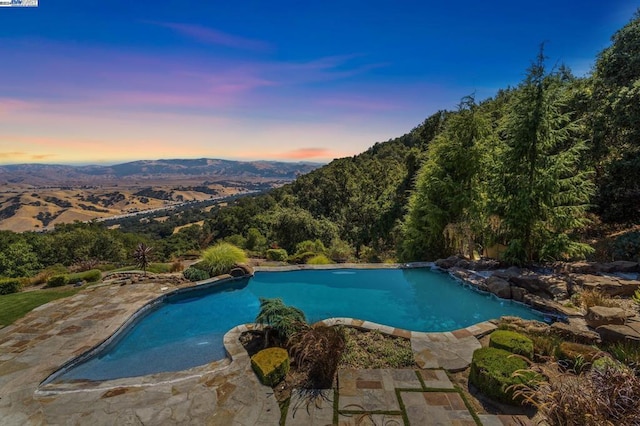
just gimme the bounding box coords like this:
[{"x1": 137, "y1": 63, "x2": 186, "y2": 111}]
[{"x1": 52, "y1": 268, "x2": 542, "y2": 382}]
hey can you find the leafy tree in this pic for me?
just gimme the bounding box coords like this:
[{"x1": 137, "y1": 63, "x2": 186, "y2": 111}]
[
  {"x1": 133, "y1": 242, "x2": 153, "y2": 275},
  {"x1": 496, "y1": 51, "x2": 594, "y2": 264},
  {"x1": 245, "y1": 227, "x2": 267, "y2": 252},
  {"x1": 0, "y1": 241, "x2": 42, "y2": 278}
]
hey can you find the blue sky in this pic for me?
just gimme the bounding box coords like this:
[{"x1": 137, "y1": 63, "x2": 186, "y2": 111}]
[{"x1": 0, "y1": 1, "x2": 637, "y2": 165}]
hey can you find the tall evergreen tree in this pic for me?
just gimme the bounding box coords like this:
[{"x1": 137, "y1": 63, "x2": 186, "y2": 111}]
[
  {"x1": 401, "y1": 96, "x2": 492, "y2": 261},
  {"x1": 496, "y1": 51, "x2": 594, "y2": 264}
]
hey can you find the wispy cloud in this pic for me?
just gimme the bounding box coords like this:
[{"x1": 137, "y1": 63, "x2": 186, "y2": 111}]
[
  {"x1": 151, "y1": 22, "x2": 272, "y2": 52},
  {"x1": 0, "y1": 151, "x2": 56, "y2": 162},
  {"x1": 277, "y1": 148, "x2": 336, "y2": 160}
]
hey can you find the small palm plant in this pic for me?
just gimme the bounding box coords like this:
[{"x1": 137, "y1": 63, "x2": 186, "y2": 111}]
[
  {"x1": 133, "y1": 242, "x2": 153, "y2": 276},
  {"x1": 633, "y1": 288, "x2": 640, "y2": 306},
  {"x1": 255, "y1": 298, "x2": 307, "y2": 346}
]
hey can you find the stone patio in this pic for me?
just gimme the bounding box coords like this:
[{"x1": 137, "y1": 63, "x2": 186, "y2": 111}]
[{"x1": 0, "y1": 277, "x2": 531, "y2": 425}]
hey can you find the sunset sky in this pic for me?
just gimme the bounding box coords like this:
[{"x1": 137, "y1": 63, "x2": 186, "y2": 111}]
[{"x1": 0, "y1": 1, "x2": 637, "y2": 165}]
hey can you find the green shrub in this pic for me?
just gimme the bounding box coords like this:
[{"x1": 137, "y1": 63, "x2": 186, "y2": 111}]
[
  {"x1": 469, "y1": 347, "x2": 536, "y2": 405},
  {"x1": 251, "y1": 347, "x2": 290, "y2": 386},
  {"x1": 612, "y1": 231, "x2": 640, "y2": 261},
  {"x1": 328, "y1": 238, "x2": 354, "y2": 263},
  {"x1": 200, "y1": 243, "x2": 247, "y2": 276},
  {"x1": 0, "y1": 278, "x2": 22, "y2": 295},
  {"x1": 68, "y1": 269, "x2": 102, "y2": 284},
  {"x1": 306, "y1": 254, "x2": 332, "y2": 265},
  {"x1": 255, "y1": 298, "x2": 307, "y2": 343},
  {"x1": 46, "y1": 274, "x2": 70, "y2": 288},
  {"x1": 265, "y1": 248, "x2": 288, "y2": 262},
  {"x1": 294, "y1": 239, "x2": 326, "y2": 255},
  {"x1": 183, "y1": 267, "x2": 210, "y2": 282},
  {"x1": 288, "y1": 251, "x2": 316, "y2": 264},
  {"x1": 489, "y1": 330, "x2": 534, "y2": 359}
]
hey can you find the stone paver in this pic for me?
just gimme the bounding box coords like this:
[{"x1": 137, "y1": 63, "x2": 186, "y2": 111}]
[
  {"x1": 286, "y1": 389, "x2": 334, "y2": 426},
  {"x1": 338, "y1": 413, "x2": 405, "y2": 425}
]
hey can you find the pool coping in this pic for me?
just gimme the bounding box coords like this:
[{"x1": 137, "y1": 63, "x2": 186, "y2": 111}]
[
  {"x1": 36, "y1": 262, "x2": 539, "y2": 395},
  {"x1": 36, "y1": 263, "x2": 519, "y2": 393}
]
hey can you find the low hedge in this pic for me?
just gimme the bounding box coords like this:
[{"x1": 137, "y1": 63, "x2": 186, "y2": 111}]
[
  {"x1": 251, "y1": 347, "x2": 290, "y2": 386},
  {"x1": 266, "y1": 249, "x2": 288, "y2": 262},
  {"x1": 68, "y1": 269, "x2": 102, "y2": 284},
  {"x1": 183, "y1": 267, "x2": 210, "y2": 282},
  {"x1": 469, "y1": 347, "x2": 537, "y2": 405},
  {"x1": 0, "y1": 278, "x2": 22, "y2": 295},
  {"x1": 46, "y1": 274, "x2": 70, "y2": 288},
  {"x1": 489, "y1": 330, "x2": 534, "y2": 359}
]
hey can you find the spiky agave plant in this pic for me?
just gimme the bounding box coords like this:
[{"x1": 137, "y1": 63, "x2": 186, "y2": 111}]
[
  {"x1": 255, "y1": 298, "x2": 307, "y2": 346},
  {"x1": 133, "y1": 243, "x2": 153, "y2": 276}
]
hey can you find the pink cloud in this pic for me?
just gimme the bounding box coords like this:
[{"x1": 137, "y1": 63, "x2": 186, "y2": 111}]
[
  {"x1": 276, "y1": 148, "x2": 336, "y2": 160},
  {"x1": 153, "y1": 22, "x2": 271, "y2": 52},
  {"x1": 0, "y1": 98, "x2": 35, "y2": 116}
]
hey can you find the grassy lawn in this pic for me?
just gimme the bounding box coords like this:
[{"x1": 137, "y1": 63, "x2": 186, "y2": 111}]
[{"x1": 0, "y1": 287, "x2": 82, "y2": 327}]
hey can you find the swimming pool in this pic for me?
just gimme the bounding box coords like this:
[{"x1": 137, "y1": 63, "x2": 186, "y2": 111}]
[{"x1": 49, "y1": 268, "x2": 542, "y2": 382}]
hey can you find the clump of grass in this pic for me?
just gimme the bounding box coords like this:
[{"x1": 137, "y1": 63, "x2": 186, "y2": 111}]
[
  {"x1": 577, "y1": 289, "x2": 621, "y2": 309},
  {"x1": 289, "y1": 324, "x2": 346, "y2": 388},
  {"x1": 513, "y1": 362, "x2": 640, "y2": 425},
  {"x1": 339, "y1": 328, "x2": 414, "y2": 369},
  {"x1": 169, "y1": 260, "x2": 184, "y2": 273},
  {"x1": 200, "y1": 242, "x2": 247, "y2": 276},
  {"x1": 306, "y1": 254, "x2": 332, "y2": 265},
  {"x1": 602, "y1": 340, "x2": 640, "y2": 370}
]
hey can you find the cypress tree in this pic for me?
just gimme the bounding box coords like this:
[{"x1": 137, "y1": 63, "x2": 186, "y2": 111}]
[{"x1": 497, "y1": 51, "x2": 594, "y2": 264}]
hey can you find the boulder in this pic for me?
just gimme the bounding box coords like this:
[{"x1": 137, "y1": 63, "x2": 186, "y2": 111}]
[
  {"x1": 468, "y1": 258, "x2": 501, "y2": 271},
  {"x1": 605, "y1": 260, "x2": 639, "y2": 273},
  {"x1": 510, "y1": 273, "x2": 543, "y2": 293},
  {"x1": 486, "y1": 276, "x2": 512, "y2": 299},
  {"x1": 511, "y1": 286, "x2": 528, "y2": 303},
  {"x1": 563, "y1": 262, "x2": 599, "y2": 274},
  {"x1": 550, "y1": 322, "x2": 601, "y2": 344},
  {"x1": 596, "y1": 324, "x2": 640, "y2": 343},
  {"x1": 538, "y1": 276, "x2": 569, "y2": 300},
  {"x1": 585, "y1": 306, "x2": 629, "y2": 328},
  {"x1": 234, "y1": 263, "x2": 254, "y2": 276},
  {"x1": 572, "y1": 274, "x2": 640, "y2": 297},
  {"x1": 435, "y1": 256, "x2": 464, "y2": 270},
  {"x1": 492, "y1": 266, "x2": 521, "y2": 281},
  {"x1": 498, "y1": 316, "x2": 550, "y2": 335}
]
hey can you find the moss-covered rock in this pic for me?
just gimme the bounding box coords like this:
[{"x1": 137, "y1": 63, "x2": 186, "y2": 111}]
[
  {"x1": 489, "y1": 330, "x2": 534, "y2": 359},
  {"x1": 469, "y1": 347, "x2": 535, "y2": 405},
  {"x1": 251, "y1": 347, "x2": 290, "y2": 387}
]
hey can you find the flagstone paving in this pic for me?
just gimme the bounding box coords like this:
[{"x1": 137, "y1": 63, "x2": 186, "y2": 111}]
[
  {"x1": 0, "y1": 276, "x2": 531, "y2": 425},
  {"x1": 283, "y1": 368, "x2": 532, "y2": 425}
]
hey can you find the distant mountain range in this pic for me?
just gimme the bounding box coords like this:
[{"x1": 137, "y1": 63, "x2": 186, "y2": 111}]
[{"x1": 0, "y1": 158, "x2": 322, "y2": 185}]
